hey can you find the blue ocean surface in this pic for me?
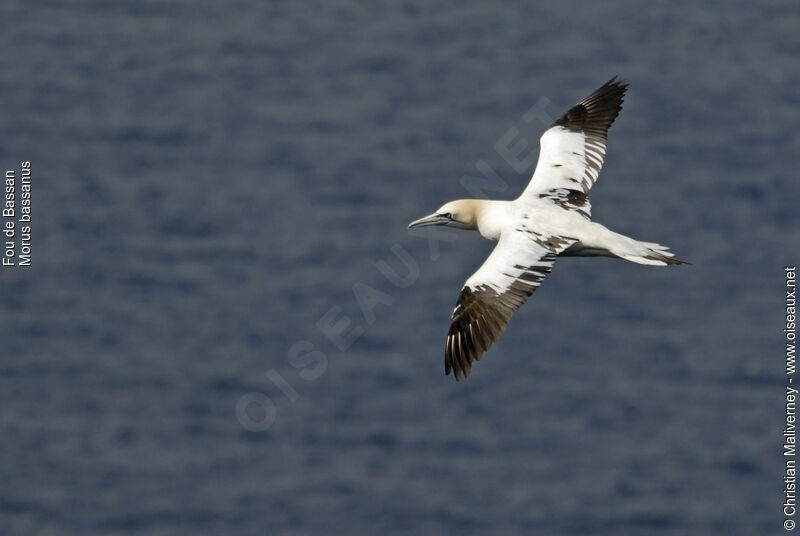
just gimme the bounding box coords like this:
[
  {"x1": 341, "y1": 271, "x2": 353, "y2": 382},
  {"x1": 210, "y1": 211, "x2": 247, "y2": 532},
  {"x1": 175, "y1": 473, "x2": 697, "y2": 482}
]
[{"x1": 0, "y1": 1, "x2": 798, "y2": 534}]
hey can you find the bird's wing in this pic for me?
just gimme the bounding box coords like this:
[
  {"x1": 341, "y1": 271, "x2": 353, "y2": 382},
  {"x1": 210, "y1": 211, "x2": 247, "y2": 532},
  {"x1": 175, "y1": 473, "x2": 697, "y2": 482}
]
[
  {"x1": 445, "y1": 230, "x2": 576, "y2": 380},
  {"x1": 521, "y1": 77, "x2": 628, "y2": 205}
]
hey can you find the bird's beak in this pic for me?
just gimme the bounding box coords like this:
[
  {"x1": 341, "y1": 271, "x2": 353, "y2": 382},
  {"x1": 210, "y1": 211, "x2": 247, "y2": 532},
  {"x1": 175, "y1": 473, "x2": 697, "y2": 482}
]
[{"x1": 408, "y1": 213, "x2": 450, "y2": 229}]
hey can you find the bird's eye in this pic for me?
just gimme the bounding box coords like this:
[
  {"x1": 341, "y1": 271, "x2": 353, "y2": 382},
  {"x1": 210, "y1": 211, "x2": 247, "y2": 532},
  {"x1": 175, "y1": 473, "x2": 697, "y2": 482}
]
[{"x1": 442, "y1": 213, "x2": 452, "y2": 219}]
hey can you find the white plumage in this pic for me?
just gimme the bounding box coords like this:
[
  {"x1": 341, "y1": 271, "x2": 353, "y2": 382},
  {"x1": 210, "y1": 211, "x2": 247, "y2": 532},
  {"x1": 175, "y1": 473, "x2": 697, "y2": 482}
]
[{"x1": 408, "y1": 77, "x2": 686, "y2": 380}]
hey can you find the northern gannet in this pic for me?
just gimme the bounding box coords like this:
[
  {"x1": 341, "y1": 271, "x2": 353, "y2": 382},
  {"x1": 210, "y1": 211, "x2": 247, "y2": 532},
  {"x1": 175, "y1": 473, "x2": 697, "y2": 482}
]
[{"x1": 408, "y1": 77, "x2": 686, "y2": 381}]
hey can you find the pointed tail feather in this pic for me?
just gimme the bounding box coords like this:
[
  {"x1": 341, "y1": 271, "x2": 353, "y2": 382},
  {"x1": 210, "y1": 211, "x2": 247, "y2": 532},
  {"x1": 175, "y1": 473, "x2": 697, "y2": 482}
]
[{"x1": 620, "y1": 243, "x2": 689, "y2": 266}]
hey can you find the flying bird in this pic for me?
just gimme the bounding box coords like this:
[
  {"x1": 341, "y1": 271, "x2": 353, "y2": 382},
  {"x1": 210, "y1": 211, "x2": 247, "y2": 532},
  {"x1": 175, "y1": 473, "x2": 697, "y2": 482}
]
[{"x1": 408, "y1": 77, "x2": 686, "y2": 381}]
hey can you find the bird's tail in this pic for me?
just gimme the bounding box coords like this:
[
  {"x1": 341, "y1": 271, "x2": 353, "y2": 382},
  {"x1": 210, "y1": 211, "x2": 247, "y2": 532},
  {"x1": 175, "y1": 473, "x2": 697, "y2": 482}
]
[
  {"x1": 617, "y1": 239, "x2": 688, "y2": 266},
  {"x1": 572, "y1": 224, "x2": 688, "y2": 266}
]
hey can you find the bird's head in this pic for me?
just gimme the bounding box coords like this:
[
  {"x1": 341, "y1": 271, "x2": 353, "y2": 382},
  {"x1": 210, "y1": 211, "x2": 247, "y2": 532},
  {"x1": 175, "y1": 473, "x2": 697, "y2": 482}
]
[{"x1": 408, "y1": 199, "x2": 480, "y2": 230}]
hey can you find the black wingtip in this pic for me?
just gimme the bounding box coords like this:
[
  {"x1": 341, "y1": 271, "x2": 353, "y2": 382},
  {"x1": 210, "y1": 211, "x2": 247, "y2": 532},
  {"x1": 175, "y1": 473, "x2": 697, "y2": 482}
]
[
  {"x1": 552, "y1": 76, "x2": 629, "y2": 134},
  {"x1": 603, "y1": 75, "x2": 628, "y2": 89}
]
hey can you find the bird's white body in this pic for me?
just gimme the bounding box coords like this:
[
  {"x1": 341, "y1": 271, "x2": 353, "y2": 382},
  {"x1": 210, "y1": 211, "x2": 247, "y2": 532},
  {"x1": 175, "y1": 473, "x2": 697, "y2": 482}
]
[
  {"x1": 477, "y1": 198, "x2": 591, "y2": 242},
  {"x1": 408, "y1": 78, "x2": 686, "y2": 380},
  {"x1": 467, "y1": 195, "x2": 676, "y2": 268},
  {"x1": 476, "y1": 198, "x2": 672, "y2": 265}
]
